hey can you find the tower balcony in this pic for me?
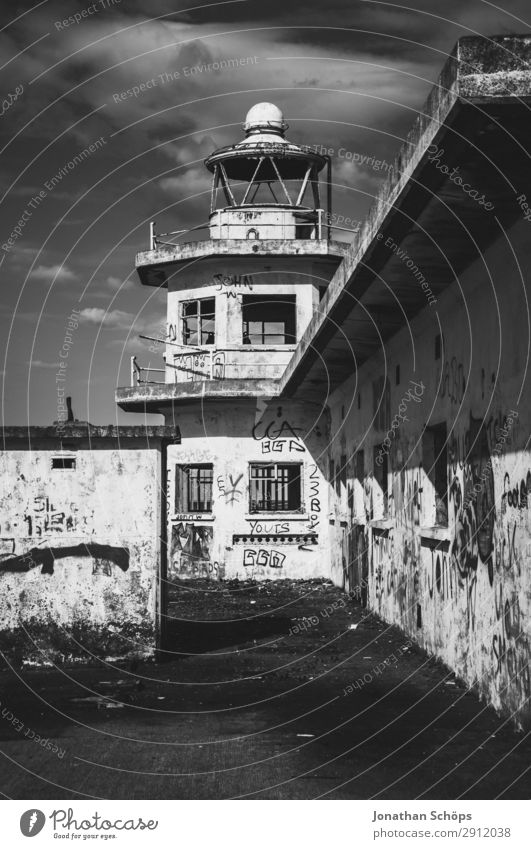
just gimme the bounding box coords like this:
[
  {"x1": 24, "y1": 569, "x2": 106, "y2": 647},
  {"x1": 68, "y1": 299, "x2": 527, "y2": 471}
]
[
  {"x1": 131, "y1": 345, "x2": 294, "y2": 385},
  {"x1": 208, "y1": 204, "x2": 325, "y2": 240},
  {"x1": 116, "y1": 346, "x2": 293, "y2": 410}
]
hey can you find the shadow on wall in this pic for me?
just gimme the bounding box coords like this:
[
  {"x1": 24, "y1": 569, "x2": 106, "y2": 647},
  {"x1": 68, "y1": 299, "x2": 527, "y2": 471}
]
[{"x1": 0, "y1": 544, "x2": 130, "y2": 574}]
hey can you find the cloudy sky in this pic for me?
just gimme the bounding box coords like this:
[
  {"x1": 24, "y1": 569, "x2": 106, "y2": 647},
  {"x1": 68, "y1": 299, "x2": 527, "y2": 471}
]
[{"x1": 1, "y1": 0, "x2": 529, "y2": 426}]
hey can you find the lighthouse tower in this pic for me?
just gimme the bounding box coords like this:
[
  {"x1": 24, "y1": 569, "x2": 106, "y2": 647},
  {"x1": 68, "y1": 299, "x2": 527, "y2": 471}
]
[{"x1": 116, "y1": 103, "x2": 346, "y2": 587}]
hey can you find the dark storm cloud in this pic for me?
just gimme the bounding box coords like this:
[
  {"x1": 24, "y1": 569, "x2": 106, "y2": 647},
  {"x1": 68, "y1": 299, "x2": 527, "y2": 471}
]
[{"x1": 1, "y1": 0, "x2": 530, "y2": 424}]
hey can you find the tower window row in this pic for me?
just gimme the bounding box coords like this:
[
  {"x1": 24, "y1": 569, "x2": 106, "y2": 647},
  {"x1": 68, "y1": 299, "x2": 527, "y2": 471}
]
[{"x1": 180, "y1": 295, "x2": 297, "y2": 347}]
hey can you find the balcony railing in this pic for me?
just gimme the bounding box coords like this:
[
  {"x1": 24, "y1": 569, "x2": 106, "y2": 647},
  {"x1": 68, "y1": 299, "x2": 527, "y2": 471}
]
[
  {"x1": 130, "y1": 348, "x2": 294, "y2": 386},
  {"x1": 147, "y1": 215, "x2": 357, "y2": 249}
]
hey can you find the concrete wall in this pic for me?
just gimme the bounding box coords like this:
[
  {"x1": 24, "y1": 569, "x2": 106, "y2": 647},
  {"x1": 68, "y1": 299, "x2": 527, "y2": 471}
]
[
  {"x1": 209, "y1": 207, "x2": 320, "y2": 240},
  {"x1": 325, "y1": 216, "x2": 531, "y2": 729},
  {"x1": 164, "y1": 399, "x2": 330, "y2": 581},
  {"x1": 0, "y1": 441, "x2": 162, "y2": 662},
  {"x1": 164, "y1": 258, "x2": 319, "y2": 383}
]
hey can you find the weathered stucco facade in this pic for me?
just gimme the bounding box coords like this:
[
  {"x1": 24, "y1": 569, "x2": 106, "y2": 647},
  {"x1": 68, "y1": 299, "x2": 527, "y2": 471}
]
[
  {"x1": 324, "y1": 215, "x2": 531, "y2": 728},
  {"x1": 164, "y1": 400, "x2": 330, "y2": 582},
  {"x1": 282, "y1": 35, "x2": 531, "y2": 729},
  {"x1": 0, "y1": 427, "x2": 171, "y2": 661}
]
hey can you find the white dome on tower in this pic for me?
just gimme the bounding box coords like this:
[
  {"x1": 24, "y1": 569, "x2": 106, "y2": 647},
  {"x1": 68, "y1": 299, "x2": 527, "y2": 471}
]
[{"x1": 243, "y1": 102, "x2": 287, "y2": 135}]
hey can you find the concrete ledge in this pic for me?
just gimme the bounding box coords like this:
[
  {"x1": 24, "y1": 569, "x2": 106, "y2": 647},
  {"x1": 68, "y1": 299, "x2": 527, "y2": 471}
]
[
  {"x1": 136, "y1": 239, "x2": 348, "y2": 285},
  {"x1": 115, "y1": 378, "x2": 281, "y2": 411},
  {"x1": 0, "y1": 424, "x2": 177, "y2": 447},
  {"x1": 137, "y1": 238, "x2": 346, "y2": 264}
]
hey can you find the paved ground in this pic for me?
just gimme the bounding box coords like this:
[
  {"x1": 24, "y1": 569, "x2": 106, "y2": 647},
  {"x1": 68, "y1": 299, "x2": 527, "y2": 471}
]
[{"x1": 0, "y1": 579, "x2": 529, "y2": 799}]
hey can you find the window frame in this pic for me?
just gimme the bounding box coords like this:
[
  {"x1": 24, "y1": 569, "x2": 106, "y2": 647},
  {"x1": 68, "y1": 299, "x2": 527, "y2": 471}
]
[
  {"x1": 373, "y1": 446, "x2": 389, "y2": 518},
  {"x1": 241, "y1": 294, "x2": 296, "y2": 346},
  {"x1": 423, "y1": 422, "x2": 448, "y2": 527},
  {"x1": 181, "y1": 297, "x2": 216, "y2": 347},
  {"x1": 175, "y1": 463, "x2": 214, "y2": 514},
  {"x1": 248, "y1": 461, "x2": 303, "y2": 513},
  {"x1": 51, "y1": 456, "x2": 76, "y2": 470}
]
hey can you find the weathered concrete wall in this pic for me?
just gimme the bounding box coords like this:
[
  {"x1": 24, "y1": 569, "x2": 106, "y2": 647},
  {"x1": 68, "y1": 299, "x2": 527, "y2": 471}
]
[
  {"x1": 325, "y1": 216, "x2": 531, "y2": 729},
  {"x1": 209, "y1": 206, "x2": 318, "y2": 240},
  {"x1": 0, "y1": 443, "x2": 162, "y2": 662},
  {"x1": 164, "y1": 258, "x2": 319, "y2": 383},
  {"x1": 164, "y1": 399, "x2": 329, "y2": 581}
]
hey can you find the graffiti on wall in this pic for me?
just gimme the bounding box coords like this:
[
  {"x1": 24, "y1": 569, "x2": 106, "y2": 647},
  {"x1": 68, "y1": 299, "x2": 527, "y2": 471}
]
[
  {"x1": 23, "y1": 496, "x2": 78, "y2": 537},
  {"x1": 243, "y1": 548, "x2": 286, "y2": 569},
  {"x1": 252, "y1": 408, "x2": 305, "y2": 454},
  {"x1": 176, "y1": 351, "x2": 209, "y2": 381},
  {"x1": 247, "y1": 520, "x2": 290, "y2": 535},
  {"x1": 440, "y1": 357, "x2": 466, "y2": 405},
  {"x1": 0, "y1": 543, "x2": 129, "y2": 575},
  {"x1": 170, "y1": 523, "x2": 222, "y2": 578},
  {"x1": 307, "y1": 463, "x2": 321, "y2": 533},
  {"x1": 492, "y1": 585, "x2": 530, "y2": 710},
  {"x1": 449, "y1": 415, "x2": 496, "y2": 596},
  {"x1": 392, "y1": 467, "x2": 422, "y2": 528},
  {"x1": 214, "y1": 273, "x2": 254, "y2": 297},
  {"x1": 217, "y1": 473, "x2": 244, "y2": 504}
]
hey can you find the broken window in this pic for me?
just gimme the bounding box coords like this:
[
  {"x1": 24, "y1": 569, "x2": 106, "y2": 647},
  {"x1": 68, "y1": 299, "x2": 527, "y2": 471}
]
[
  {"x1": 182, "y1": 298, "x2": 215, "y2": 346},
  {"x1": 175, "y1": 464, "x2": 213, "y2": 513},
  {"x1": 242, "y1": 295, "x2": 296, "y2": 345},
  {"x1": 249, "y1": 463, "x2": 302, "y2": 512},
  {"x1": 423, "y1": 423, "x2": 448, "y2": 526}
]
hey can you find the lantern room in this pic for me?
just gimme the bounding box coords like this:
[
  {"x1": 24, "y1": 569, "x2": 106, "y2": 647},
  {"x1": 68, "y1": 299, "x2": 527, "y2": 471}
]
[{"x1": 204, "y1": 102, "x2": 332, "y2": 240}]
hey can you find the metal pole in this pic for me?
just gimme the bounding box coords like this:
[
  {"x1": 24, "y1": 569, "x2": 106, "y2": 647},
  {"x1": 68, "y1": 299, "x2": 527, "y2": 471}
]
[{"x1": 326, "y1": 156, "x2": 332, "y2": 241}]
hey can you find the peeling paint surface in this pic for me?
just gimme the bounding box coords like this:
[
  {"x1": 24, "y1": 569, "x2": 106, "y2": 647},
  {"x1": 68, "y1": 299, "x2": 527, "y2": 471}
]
[{"x1": 0, "y1": 444, "x2": 162, "y2": 661}]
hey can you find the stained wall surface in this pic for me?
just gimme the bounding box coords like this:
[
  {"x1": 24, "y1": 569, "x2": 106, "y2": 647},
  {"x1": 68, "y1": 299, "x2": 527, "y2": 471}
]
[
  {"x1": 164, "y1": 399, "x2": 330, "y2": 582},
  {"x1": 325, "y1": 216, "x2": 531, "y2": 729},
  {"x1": 0, "y1": 441, "x2": 163, "y2": 661}
]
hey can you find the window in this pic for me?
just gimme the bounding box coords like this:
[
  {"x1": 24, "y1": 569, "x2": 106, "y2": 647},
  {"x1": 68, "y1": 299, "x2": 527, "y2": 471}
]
[
  {"x1": 52, "y1": 457, "x2": 75, "y2": 470},
  {"x1": 423, "y1": 423, "x2": 448, "y2": 526},
  {"x1": 242, "y1": 295, "x2": 296, "y2": 345},
  {"x1": 395, "y1": 364, "x2": 400, "y2": 385},
  {"x1": 373, "y1": 446, "x2": 388, "y2": 516},
  {"x1": 338, "y1": 454, "x2": 347, "y2": 497},
  {"x1": 355, "y1": 449, "x2": 364, "y2": 483},
  {"x1": 329, "y1": 458, "x2": 335, "y2": 490},
  {"x1": 182, "y1": 298, "x2": 215, "y2": 346},
  {"x1": 435, "y1": 333, "x2": 442, "y2": 360},
  {"x1": 175, "y1": 464, "x2": 213, "y2": 513},
  {"x1": 249, "y1": 463, "x2": 301, "y2": 512},
  {"x1": 353, "y1": 449, "x2": 364, "y2": 517}
]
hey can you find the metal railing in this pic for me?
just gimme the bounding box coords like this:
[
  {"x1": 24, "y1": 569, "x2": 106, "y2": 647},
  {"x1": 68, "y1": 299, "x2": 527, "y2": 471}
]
[
  {"x1": 130, "y1": 348, "x2": 294, "y2": 387},
  {"x1": 148, "y1": 214, "x2": 358, "y2": 249}
]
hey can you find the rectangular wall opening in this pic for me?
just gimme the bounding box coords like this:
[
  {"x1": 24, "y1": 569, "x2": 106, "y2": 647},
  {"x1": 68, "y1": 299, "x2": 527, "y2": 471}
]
[
  {"x1": 423, "y1": 422, "x2": 448, "y2": 526},
  {"x1": 52, "y1": 457, "x2": 76, "y2": 470},
  {"x1": 182, "y1": 298, "x2": 215, "y2": 346},
  {"x1": 249, "y1": 462, "x2": 302, "y2": 512},
  {"x1": 175, "y1": 464, "x2": 213, "y2": 513},
  {"x1": 242, "y1": 295, "x2": 296, "y2": 345},
  {"x1": 373, "y1": 446, "x2": 388, "y2": 517}
]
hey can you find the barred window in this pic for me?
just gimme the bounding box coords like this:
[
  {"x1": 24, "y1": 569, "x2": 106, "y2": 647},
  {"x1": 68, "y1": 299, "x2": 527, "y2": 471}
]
[
  {"x1": 249, "y1": 463, "x2": 302, "y2": 512},
  {"x1": 175, "y1": 464, "x2": 213, "y2": 513},
  {"x1": 182, "y1": 298, "x2": 215, "y2": 346}
]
